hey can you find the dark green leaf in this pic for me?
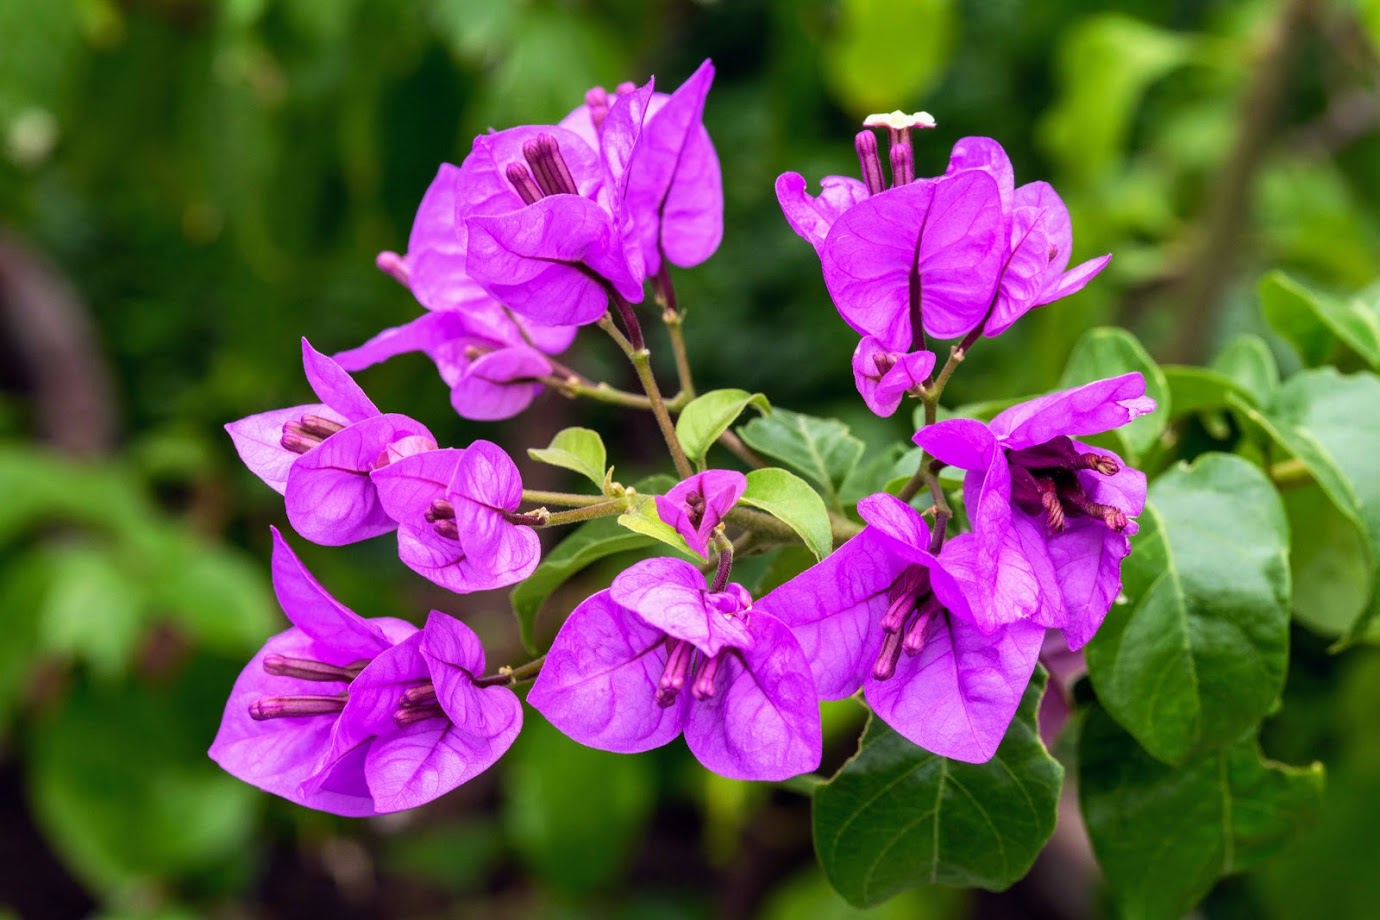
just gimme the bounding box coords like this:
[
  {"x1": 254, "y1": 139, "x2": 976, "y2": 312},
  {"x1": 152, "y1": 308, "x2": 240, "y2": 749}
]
[
  {"x1": 527, "y1": 427, "x2": 607, "y2": 489},
  {"x1": 1058, "y1": 326, "x2": 1170, "y2": 460},
  {"x1": 1087, "y1": 453, "x2": 1290, "y2": 765},
  {"x1": 1080, "y1": 705, "x2": 1324, "y2": 920},
  {"x1": 674, "y1": 389, "x2": 769, "y2": 465},
  {"x1": 739, "y1": 468, "x2": 833, "y2": 562},
  {"x1": 1259, "y1": 270, "x2": 1380, "y2": 370},
  {"x1": 737, "y1": 409, "x2": 865, "y2": 511},
  {"x1": 813, "y1": 670, "x2": 1062, "y2": 906},
  {"x1": 839, "y1": 443, "x2": 906, "y2": 505}
]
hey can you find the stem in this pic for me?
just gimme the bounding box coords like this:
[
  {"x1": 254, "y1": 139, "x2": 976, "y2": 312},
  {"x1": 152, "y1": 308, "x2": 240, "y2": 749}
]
[
  {"x1": 535, "y1": 499, "x2": 628, "y2": 527},
  {"x1": 663, "y1": 308, "x2": 697, "y2": 401},
  {"x1": 537, "y1": 373, "x2": 656, "y2": 409},
  {"x1": 710, "y1": 530, "x2": 734, "y2": 592},
  {"x1": 599, "y1": 314, "x2": 694, "y2": 480},
  {"x1": 716, "y1": 429, "x2": 767, "y2": 469},
  {"x1": 521, "y1": 489, "x2": 612, "y2": 507},
  {"x1": 1269, "y1": 456, "x2": 1312, "y2": 490},
  {"x1": 921, "y1": 461, "x2": 952, "y2": 554},
  {"x1": 474, "y1": 654, "x2": 547, "y2": 688},
  {"x1": 610, "y1": 290, "x2": 645, "y2": 351}
]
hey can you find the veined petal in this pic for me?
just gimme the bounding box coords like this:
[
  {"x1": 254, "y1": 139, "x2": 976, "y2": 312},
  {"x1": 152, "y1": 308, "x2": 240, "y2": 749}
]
[
  {"x1": 269, "y1": 527, "x2": 397, "y2": 658},
  {"x1": 945, "y1": 136, "x2": 1015, "y2": 214},
  {"x1": 775, "y1": 172, "x2": 869, "y2": 256},
  {"x1": 600, "y1": 78, "x2": 654, "y2": 203},
  {"x1": 912, "y1": 417, "x2": 1000, "y2": 472},
  {"x1": 332, "y1": 312, "x2": 475, "y2": 372},
  {"x1": 225, "y1": 403, "x2": 338, "y2": 495},
  {"x1": 449, "y1": 441, "x2": 540, "y2": 585},
  {"x1": 857, "y1": 493, "x2": 932, "y2": 562},
  {"x1": 450, "y1": 346, "x2": 551, "y2": 421},
  {"x1": 610, "y1": 558, "x2": 753, "y2": 656},
  {"x1": 988, "y1": 373, "x2": 1156, "y2": 450},
  {"x1": 865, "y1": 614, "x2": 1044, "y2": 763},
  {"x1": 301, "y1": 339, "x2": 378, "y2": 423},
  {"x1": 682, "y1": 612, "x2": 821, "y2": 781},
  {"x1": 527, "y1": 590, "x2": 687, "y2": 753},
  {"x1": 371, "y1": 448, "x2": 461, "y2": 527}
]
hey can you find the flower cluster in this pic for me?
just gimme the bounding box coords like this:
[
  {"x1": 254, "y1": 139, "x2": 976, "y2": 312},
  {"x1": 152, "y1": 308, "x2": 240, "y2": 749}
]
[{"x1": 214, "y1": 62, "x2": 1154, "y2": 817}]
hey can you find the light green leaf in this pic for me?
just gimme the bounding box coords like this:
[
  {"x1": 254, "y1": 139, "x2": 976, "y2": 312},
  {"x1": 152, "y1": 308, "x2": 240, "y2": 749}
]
[
  {"x1": 1211, "y1": 333, "x2": 1279, "y2": 407},
  {"x1": 1086, "y1": 453, "x2": 1290, "y2": 765},
  {"x1": 1081, "y1": 706, "x2": 1324, "y2": 920},
  {"x1": 813, "y1": 671, "x2": 1062, "y2": 905},
  {"x1": 739, "y1": 468, "x2": 833, "y2": 562},
  {"x1": 674, "y1": 389, "x2": 769, "y2": 465},
  {"x1": 1058, "y1": 326, "x2": 1170, "y2": 460},
  {"x1": 1259, "y1": 270, "x2": 1380, "y2": 370},
  {"x1": 527, "y1": 427, "x2": 607, "y2": 489},
  {"x1": 38, "y1": 543, "x2": 146, "y2": 680},
  {"x1": 617, "y1": 493, "x2": 700, "y2": 559},
  {"x1": 737, "y1": 409, "x2": 865, "y2": 511},
  {"x1": 1161, "y1": 365, "x2": 1255, "y2": 417},
  {"x1": 820, "y1": 0, "x2": 955, "y2": 116}
]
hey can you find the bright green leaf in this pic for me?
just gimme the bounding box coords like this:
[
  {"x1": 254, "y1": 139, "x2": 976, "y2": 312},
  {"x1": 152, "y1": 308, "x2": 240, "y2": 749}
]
[
  {"x1": 1212, "y1": 334, "x2": 1279, "y2": 407},
  {"x1": 1087, "y1": 454, "x2": 1290, "y2": 766},
  {"x1": 1081, "y1": 706, "x2": 1324, "y2": 920},
  {"x1": 813, "y1": 670, "x2": 1062, "y2": 905},
  {"x1": 1259, "y1": 270, "x2": 1380, "y2": 370},
  {"x1": 617, "y1": 493, "x2": 700, "y2": 559},
  {"x1": 527, "y1": 427, "x2": 607, "y2": 489},
  {"x1": 38, "y1": 543, "x2": 146, "y2": 680},
  {"x1": 674, "y1": 389, "x2": 769, "y2": 465},
  {"x1": 1058, "y1": 326, "x2": 1170, "y2": 460},
  {"x1": 739, "y1": 468, "x2": 833, "y2": 562},
  {"x1": 737, "y1": 409, "x2": 865, "y2": 511},
  {"x1": 820, "y1": 0, "x2": 955, "y2": 116},
  {"x1": 1162, "y1": 365, "x2": 1255, "y2": 417}
]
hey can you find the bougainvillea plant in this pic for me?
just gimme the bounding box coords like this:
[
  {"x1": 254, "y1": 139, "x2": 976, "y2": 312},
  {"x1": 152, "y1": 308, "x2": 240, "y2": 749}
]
[{"x1": 215, "y1": 61, "x2": 1331, "y2": 915}]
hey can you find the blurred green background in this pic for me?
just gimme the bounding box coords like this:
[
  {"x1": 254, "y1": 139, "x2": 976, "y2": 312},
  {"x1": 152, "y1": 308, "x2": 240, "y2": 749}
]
[{"x1": 2, "y1": 0, "x2": 1379, "y2": 917}]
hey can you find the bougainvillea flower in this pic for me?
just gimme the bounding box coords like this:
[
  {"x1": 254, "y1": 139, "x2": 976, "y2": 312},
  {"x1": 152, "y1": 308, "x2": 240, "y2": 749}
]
[
  {"x1": 914, "y1": 373, "x2": 1155, "y2": 649},
  {"x1": 302, "y1": 611, "x2": 522, "y2": 814},
  {"x1": 562, "y1": 60, "x2": 722, "y2": 276},
  {"x1": 226, "y1": 339, "x2": 436, "y2": 545},
  {"x1": 820, "y1": 169, "x2": 1006, "y2": 347},
  {"x1": 759, "y1": 494, "x2": 1044, "y2": 763},
  {"x1": 851, "y1": 336, "x2": 936, "y2": 417},
  {"x1": 456, "y1": 84, "x2": 654, "y2": 327},
  {"x1": 941, "y1": 137, "x2": 1110, "y2": 338},
  {"x1": 209, "y1": 528, "x2": 419, "y2": 816},
  {"x1": 654, "y1": 469, "x2": 747, "y2": 557},
  {"x1": 774, "y1": 172, "x2": 870, "y2": 255},
  {"x1": 528, "y1": 558, "x2": 820, "y2": 780},
  {"x1": 371, "y1": 441, "x2": 540, "y2": 594}
]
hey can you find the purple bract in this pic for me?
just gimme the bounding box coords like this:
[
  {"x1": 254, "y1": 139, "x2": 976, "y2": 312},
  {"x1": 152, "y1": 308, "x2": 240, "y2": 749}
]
[{"x1": 654, "y1": 469, "x2": 747, "y2": 558}]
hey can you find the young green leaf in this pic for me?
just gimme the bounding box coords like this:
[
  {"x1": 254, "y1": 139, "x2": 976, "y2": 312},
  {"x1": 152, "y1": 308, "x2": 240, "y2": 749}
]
[
  {"x1": 1260, "y1": 270, "x2": 1380, "y2": 370},
  {"x1": 674, "y1": 389, "x2": 770, "y2": 465},
  {"x1": 813, "y1": 670, "x2": 1062, "y2": 906},
  {"x1": 527, "y1": 427, "x2": 608, "y2": 489},
  {"x1": 739, "y1": 468, "x2": 833, "y2": 561},
  {"x1": 1086, "y1": 453, "x2": 1290, "y2": 766},
  {"x1": 617, "y1": 494, "x2": 701, "y2": 559},
  {"x1": 1080, "y1": 705, "x2": 1324, "y2": 920},
  {"x1": 737, "y1": 409, "x2": 865, "y2": 511}
]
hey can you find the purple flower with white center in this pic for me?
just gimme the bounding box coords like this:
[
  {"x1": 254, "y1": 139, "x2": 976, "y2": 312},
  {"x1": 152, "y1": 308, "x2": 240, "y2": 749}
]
[
  {"x1": 301, "y1": 610, "x2": 522, "y2": 814},
  {"x1": 455, "y1": 84, "x2": 655, "y2": 327},
  {"x1": 561, "y1": 59, "x2": 722, "y2": 277},
  {"x1": 914, "y1": 373, "x2": 1155, "y2": 649},
  {"x1": 527, "y1": 558, "x2": 821, "y2": 781},
  {"x1": 759, "y1": 494, "x2": 1045, "y2": 763},
  {"x1": 225, "y1": 339, "x2": 436, "y2": 545},
  {"x1": 851, "y1": 336, "x2": 936, "y2": 418},
  {"x1": 208, "y1": 528, "x2": 419, "y2": 816},
  {"x1": 943, "y1": 138, "x2": 1111, "y2": 338},
  {"x1": 334, "y1": 164, "x2": 577, "y2": 421},
  {"x1": 654, "y1": 469, "x2": 747, "y2": 558},
  {"x1": 371, "y1": 441, "x2": 540, "y2": 594}
]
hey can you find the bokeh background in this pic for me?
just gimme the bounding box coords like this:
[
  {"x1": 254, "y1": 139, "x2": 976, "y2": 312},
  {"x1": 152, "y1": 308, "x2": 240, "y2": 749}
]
[{"x1": 2, "y1": 0, "x2": 1379, "y2": 917}]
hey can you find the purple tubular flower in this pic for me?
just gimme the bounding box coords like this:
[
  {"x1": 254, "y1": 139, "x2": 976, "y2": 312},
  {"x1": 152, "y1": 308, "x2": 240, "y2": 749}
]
[
  {"x1": 459, "y1": 84, "x2": 655, "y2": 327},
  {"x1": 942, "y1": 138, "x2": 1110, "y2": 338},
  {"x1": 208, "y1": 528, "x2": 419, "y2": 816},
  {"x1": 371, "y1": 441, "x2": 540, "y2": 594},
  {"x1": 563, "y1": 60, "x2": 723, "y2": 275},
  {"x1": 225, "y1": 340, "x2": 437, "y2": 545},
  {"x1": 759, "y1": 496, "x2": 1044, "y2": 763},
  {"x1": 302, "y1": 611, "x2": 522, "y2": 814},
  {"x1": 528, "y1": 558, "x2": 821, "y2": 781},
  {"x1": 851, "y1": 336, "x2": 937, "y2": 417},
  {"x1": 820, "y1": 170, "x2": 1007, "y2": 347},
  {"x1": 774, "y1": 172, "x2": 870, "y2": 255},
  {"x1": 914, "y1": 373, "x2": 1155, "y2": 649},
  {"x1": 654, "y1": 470, "x2": 748, "y2": 558}
]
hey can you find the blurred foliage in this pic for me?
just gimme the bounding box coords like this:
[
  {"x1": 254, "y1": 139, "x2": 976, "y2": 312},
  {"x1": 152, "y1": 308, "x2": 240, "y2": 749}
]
[{"x1": 1, "y1": 0, "x2": 1379, "y2": 917}]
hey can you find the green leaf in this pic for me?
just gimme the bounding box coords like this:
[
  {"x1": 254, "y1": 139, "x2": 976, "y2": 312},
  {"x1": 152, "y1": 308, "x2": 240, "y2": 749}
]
[
  {"x1": 503, "y1": 712, "x2": 655, "y2": 895},
  {"x1": 737, "y1": 409, "x2": 865, "y2": 511},
  {"x1": 1086, "y1": 453, "x2": 1291, "y2": 765},
  {"x1": 617, "y1": 493, "x2": 700, "y2": 559},
  {"x1": 1259, "y1": 270, "x2": 1380, "y2": 370},
  {"x1": 739, "y1": 468, "x2": 833, "y2": 562},
  {"x1": 1161, "y1": 365, "x2": 1255, "y2": 418},
  {"x1": 37, "y1": 543, "x2": 146, "y2": 680},
  {"x1": 1211, "y1": 334, "x2": 1279, "y2": 407},
  {"x1": 1080, "y1": 706, "x2": 1324, "y2": 920},
  {"x1": 1058, "y1": 326, "x2": 1170, "y2": 460},
  {"x1": 527, "y1": 427, "x2": 607, "y2": 489},
  {"x1": 1231, "y1": 368, "x2": 1380, "y2": 640},
  {"x1": 509, "y1": 517, "x2": 653, "y2": 654},
  {"x1": 813, "y1": 670, "x2": 1063, "y2": 906},
  {"x1": 820, "y1": 0, "x2": 955, "y2": 116},
  {"x1": 1280, "y1": 483, "x2": 1373, "y2": 639},
  {"x1": 674, "y1": 389, "x2": 770, "y2": 465},
  {"x1": 839, "y1": 443, "x2": 907, "y2": 505}
]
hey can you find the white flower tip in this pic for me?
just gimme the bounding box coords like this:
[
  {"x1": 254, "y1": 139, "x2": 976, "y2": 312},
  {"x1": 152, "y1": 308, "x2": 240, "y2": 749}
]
[{"x1": 863, "y1": 110, "x2": 937, "y2": 130}]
